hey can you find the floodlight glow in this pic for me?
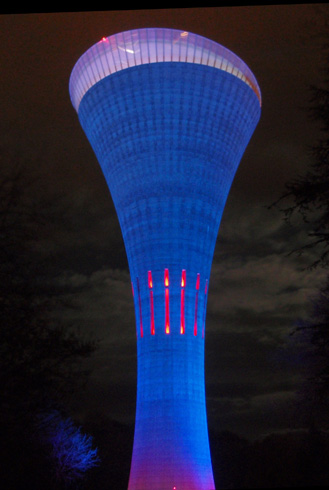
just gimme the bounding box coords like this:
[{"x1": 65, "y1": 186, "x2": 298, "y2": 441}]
[{"x1": 69, "y1": 27, "x2": 261, "y2": 490}]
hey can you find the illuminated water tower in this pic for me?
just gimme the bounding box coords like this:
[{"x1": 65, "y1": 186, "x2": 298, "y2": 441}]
[{"x1": 69, "y1": 27, "x2": 261, "y2": 490}]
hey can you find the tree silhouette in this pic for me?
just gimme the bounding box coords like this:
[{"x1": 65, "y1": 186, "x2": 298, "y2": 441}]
[
  {"x1": 38, "y1": 410, "x2": 100, "y2": 486},
  {"x1": 273, "y1": 7, "x2": 329, "y2": 426},
  {"x1": 292, "y1": 278, "x2": 329, "y2": 430},
  {"x1": 0, "y1": 153, "x2": 98, "y2": 488},
  {"x1": 272, "y1": 8, "x2": 329, "y2": 269}
]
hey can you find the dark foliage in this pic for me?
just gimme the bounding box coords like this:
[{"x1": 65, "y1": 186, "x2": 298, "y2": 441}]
[
  {"x1": 271, "y1": 10, "x2": 329, "y2": 270},
  {"x1": 291, "y1": 279, "x2": 329, "y2": 430},
  {"x1": 0, "y1": 158, "x2": 97, "y2": 488},
  {"x1": 38, "y1": 410, "x2": 100, "y2": 486},
  {"x1": 272, "y1": 8, "x2": 329, "y2": 425}
]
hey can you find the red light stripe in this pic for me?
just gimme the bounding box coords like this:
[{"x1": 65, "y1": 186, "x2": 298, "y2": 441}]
[
  {"x1": 164, "y1": 268, "x2": 169, "y2": 287},
  {"x1": 164, "y1": 269, "x2": 170, "y2": 333},
  {"x1": 181, "y1": 269, "x2": 186, "y2": 288},
  {"x1": 202, "y1": 279, "x2": 208, "y2": 339},
  {"x1": 196, "y1": 272, "x2": 200, "y2": 290},
  {"x1": 165, "y1": 287, "x2": 170, "y2": 334},
  {"x1": 180, "y1": 288, "x2": 185, "y2": 334},
  {"x1": 180, "y1": 269, "x2": 186, "y2": 334},
  {"x1": 148, "y1": 270, "x2": 153, "y2": 289},
  {"x1": 150, "y1": 289, "x2": 155, "y2": 335},
  {"x1": 148, "y1": 271, "x2": 155, "y2": 335}
]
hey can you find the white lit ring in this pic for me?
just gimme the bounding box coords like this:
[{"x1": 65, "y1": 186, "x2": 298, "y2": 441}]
[{"x1": 69, "y1": 27, "x2": 261, "y2": 112}]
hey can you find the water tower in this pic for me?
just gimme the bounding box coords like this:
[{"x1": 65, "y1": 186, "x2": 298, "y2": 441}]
[{"x1": 69, "y1": 27, "x2": 261, "y2": 490}]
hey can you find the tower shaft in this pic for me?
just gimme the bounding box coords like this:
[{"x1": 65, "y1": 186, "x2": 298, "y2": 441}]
[{"x1": 70, "y1": 28, "x2": 261, "y2": 490}]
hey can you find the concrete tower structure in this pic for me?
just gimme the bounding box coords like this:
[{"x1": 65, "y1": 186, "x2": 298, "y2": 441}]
[{"x1": 69, "y1": 28, "x2": 261, "y2": 490}]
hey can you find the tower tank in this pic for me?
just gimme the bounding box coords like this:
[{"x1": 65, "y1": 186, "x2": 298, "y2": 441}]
[{"x1": 69, "y1": 27, "x2": 261, "y2": 490}]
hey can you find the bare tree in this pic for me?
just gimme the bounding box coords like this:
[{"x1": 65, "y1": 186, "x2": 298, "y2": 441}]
[
  {"x1": 274, "y1": 7, "x2": 329, "y2": 428},
  {"x1": 272, "y1": 7, "x2": 329, "y2": 269},
  {"x1": 38, "y1": 410, "x2": 100, "y2": 486},
  {"x1": 0, "y1": 152, "x2": 98, "y2": 488}
]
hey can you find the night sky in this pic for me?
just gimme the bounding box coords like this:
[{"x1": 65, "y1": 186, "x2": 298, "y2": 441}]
[{"x1": 1, "y1": 5, "x2": 328, "y2": 442}]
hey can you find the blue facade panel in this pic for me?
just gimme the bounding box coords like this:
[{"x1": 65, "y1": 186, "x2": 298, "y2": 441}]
[{"x1": 78, "y1": 62, "x2": 260, "y2": 489}]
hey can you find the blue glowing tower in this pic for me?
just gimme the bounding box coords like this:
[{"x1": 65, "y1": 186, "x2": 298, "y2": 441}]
[{"x1": 69, "y1": 28, "x2": 261, "y2": 490}]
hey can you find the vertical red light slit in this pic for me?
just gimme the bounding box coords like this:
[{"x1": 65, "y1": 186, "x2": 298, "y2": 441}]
[
  {"x1": 202, "y1": 279, "x2": 208, "y2": 339},
  {"x1": 148, "y1": 270, "x2": 153, "y2": 289},
  {"x1": 164, "y1": 268, "x2": 169, "y2": 287},
  {"x1": 181, "y1": 269, "x2": 186, "y2": 288},
  {"x1": 150, "y1": 291, "x2": 155, "y2": 335},
  {"x1": 196, "y1": 273, "x2": 200, "y2": 291},
  {"x1": 180, "y1": 289, "x2": 185, "y2": 334},
  {"x1": 194, "y1": 273, "x2": 200, "y2": 336},
  {"x1": 137, "y1": 277, "x2": 143, "y2": 338},
  {"x1": 180, "y1": 269, "x2": 186, "y2": 334},
  {"x1": 164, "y1": 268, "x2": 170, "y2": 334},
  {"x1": 148, "y1": 271, "x2": 155, "y2": 335}
]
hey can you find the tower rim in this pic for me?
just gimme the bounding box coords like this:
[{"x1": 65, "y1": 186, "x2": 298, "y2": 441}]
[{"x1": 69, "y1": 27, "x2": 261, "y2": 112}]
